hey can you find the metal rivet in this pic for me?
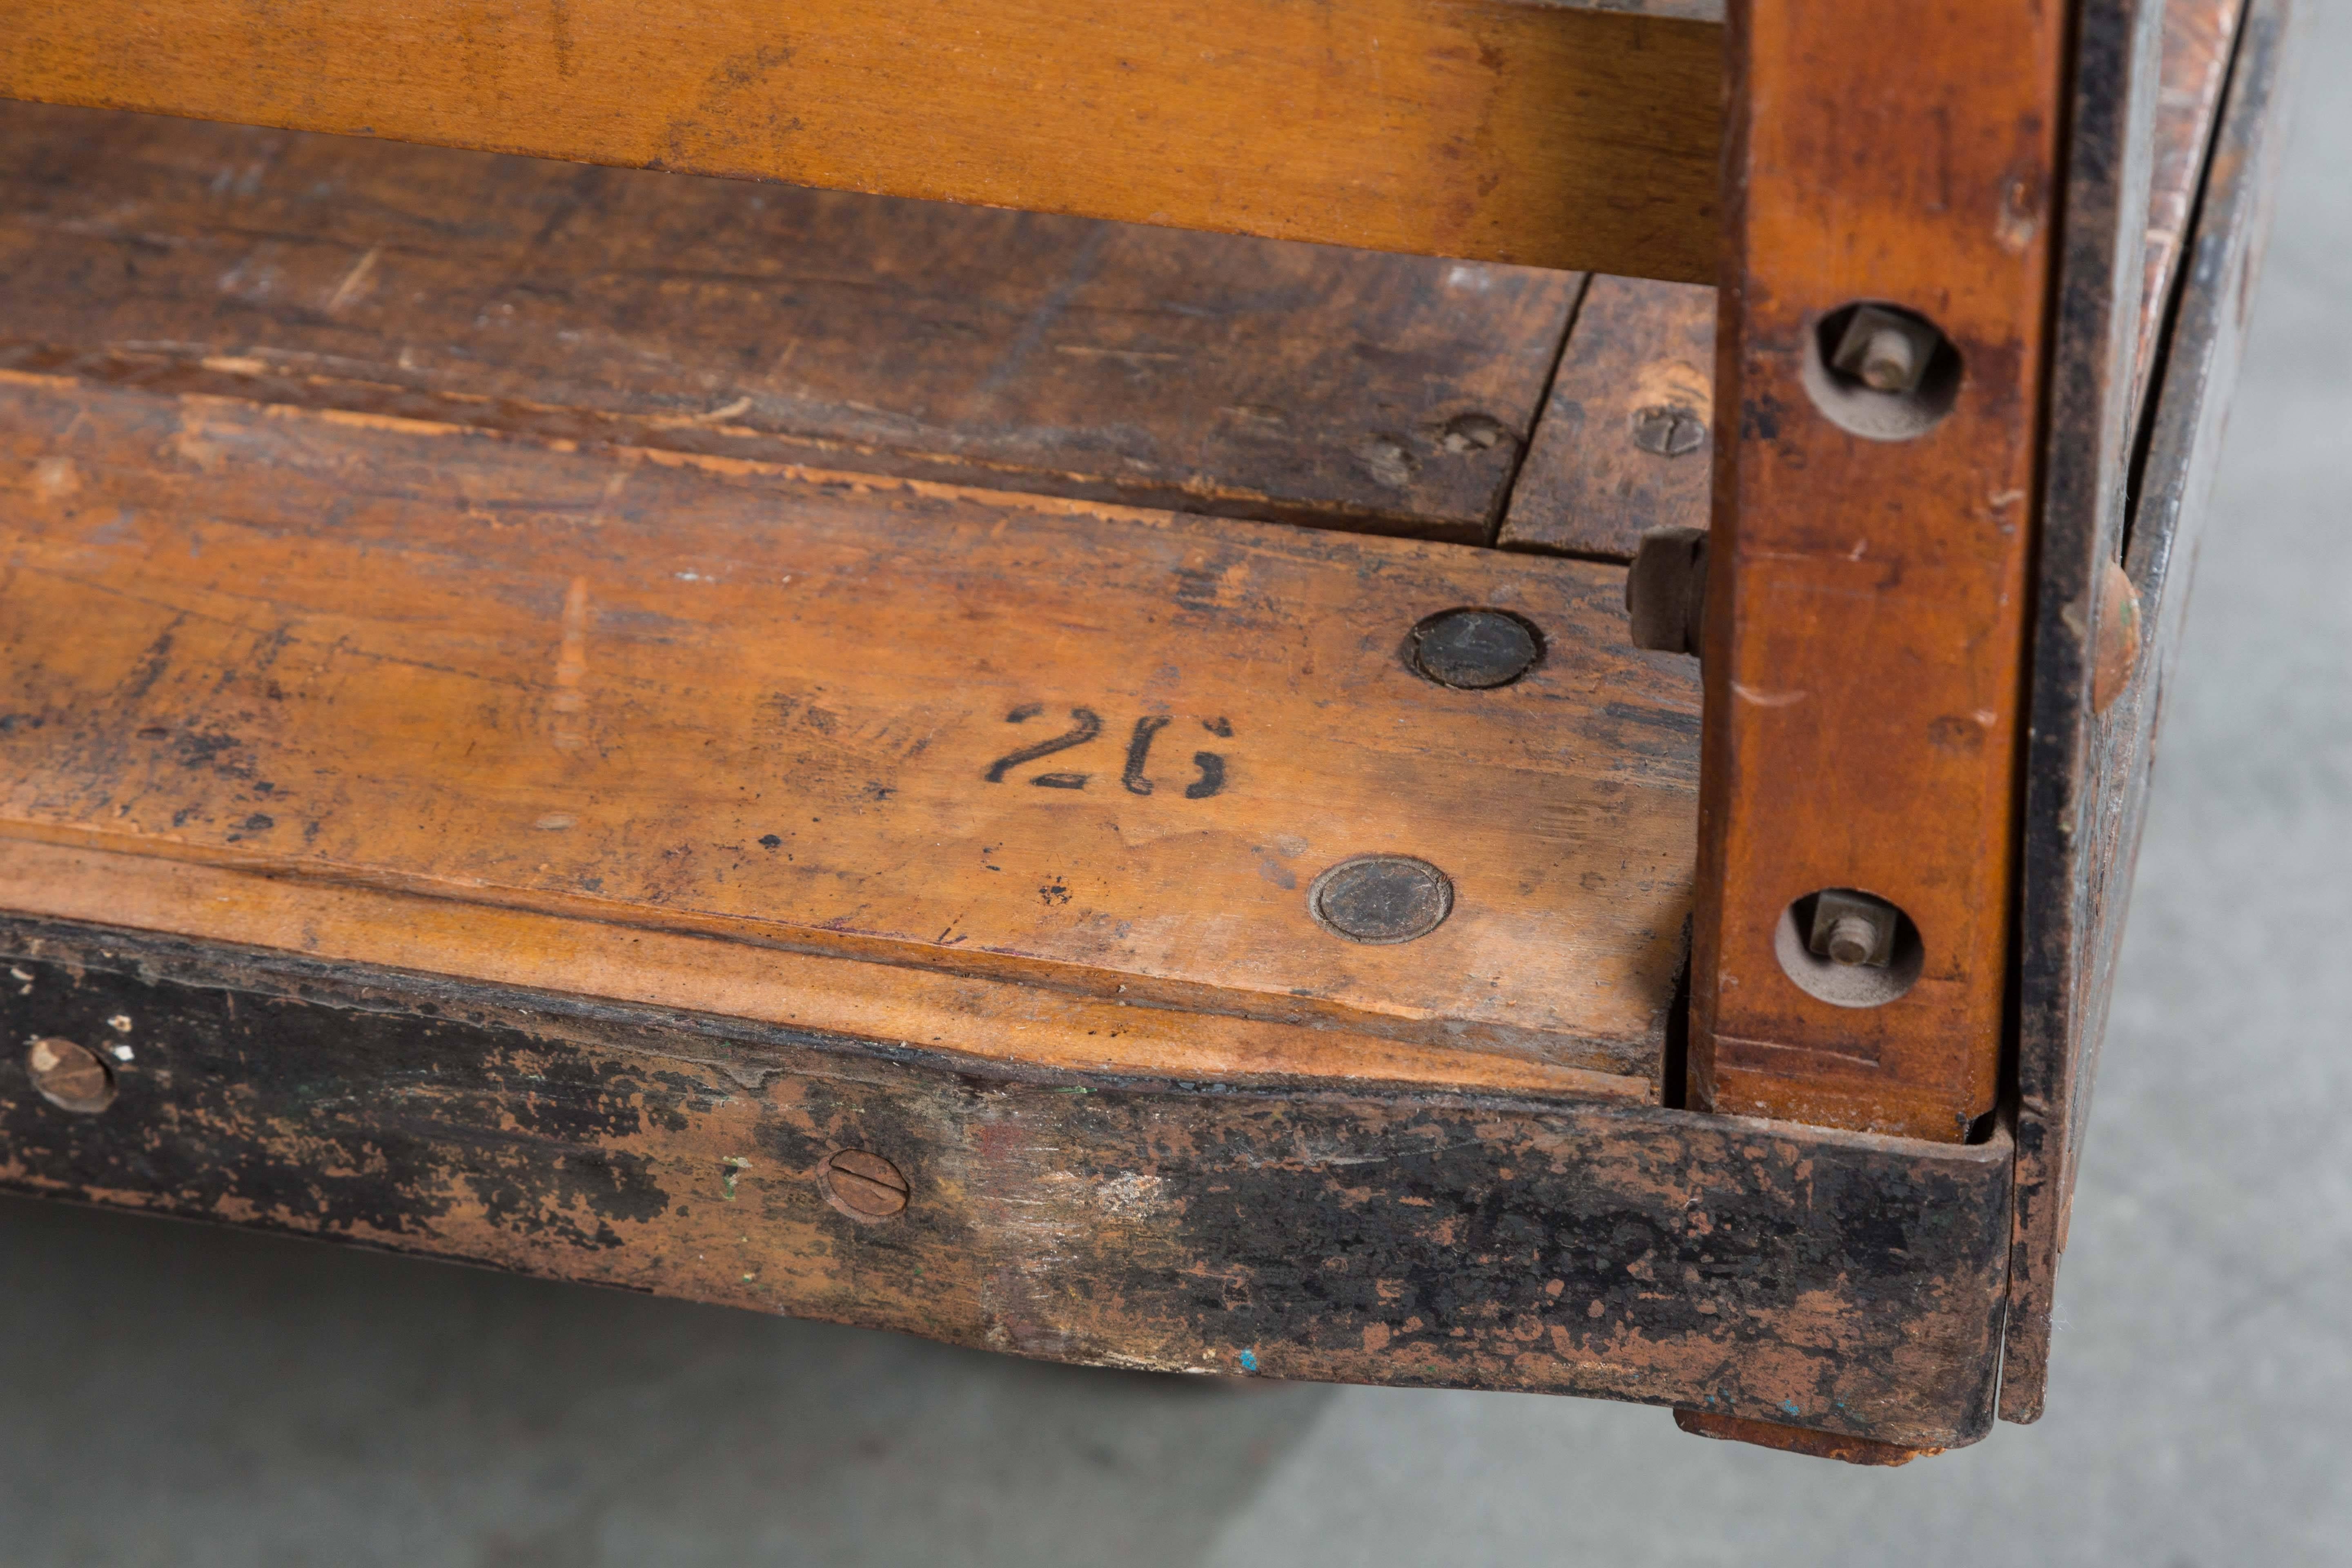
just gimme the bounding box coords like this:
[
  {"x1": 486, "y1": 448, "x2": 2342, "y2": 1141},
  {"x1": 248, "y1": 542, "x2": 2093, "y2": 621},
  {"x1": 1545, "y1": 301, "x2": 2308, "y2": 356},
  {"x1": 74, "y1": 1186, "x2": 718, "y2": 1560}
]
[
  {"x1": 1405, "y1": 608, "x2": 1541, "y2": 690},
  {"x1": 1309, "y1": 855, "x2": 1454, "y2": 944},
  {"x1": 2091, "y1": 557, "x2": 2143, "y2": 715},
  {"x1": 819, "y1": 1148, "x2": 909, "y2": 1222},
  {"x1": 26, "y1": 1036, "x2": 116, "y2": 1114},
  {"x1": 1630, "y1": 404, "x2": 1708, "y2": 458}
]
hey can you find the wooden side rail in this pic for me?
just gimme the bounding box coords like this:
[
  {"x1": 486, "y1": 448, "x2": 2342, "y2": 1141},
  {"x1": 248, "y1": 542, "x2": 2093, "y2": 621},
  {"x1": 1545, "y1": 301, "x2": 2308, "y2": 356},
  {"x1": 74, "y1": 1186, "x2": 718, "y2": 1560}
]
[{"x1": 2, "y1": 0, "x2": 1722, "y2": 283}]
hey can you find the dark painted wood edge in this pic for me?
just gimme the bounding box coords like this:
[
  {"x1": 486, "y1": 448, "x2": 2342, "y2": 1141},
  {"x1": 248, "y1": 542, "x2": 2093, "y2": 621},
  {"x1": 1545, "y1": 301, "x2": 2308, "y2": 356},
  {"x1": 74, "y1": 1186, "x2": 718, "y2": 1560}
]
[
  {"x1": 2004, "y1": 0, "x2": 2296, "y2": 1422},
  {"x1": 0, "y1": 912, "x2": 2010, "y2": 1449}
]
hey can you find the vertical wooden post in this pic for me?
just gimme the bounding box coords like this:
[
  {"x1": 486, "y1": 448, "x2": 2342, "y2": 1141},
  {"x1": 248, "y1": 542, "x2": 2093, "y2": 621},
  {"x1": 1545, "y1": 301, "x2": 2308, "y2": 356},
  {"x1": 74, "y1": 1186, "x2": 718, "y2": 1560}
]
[{"x1": 1692, "y1": 0, "x2": 2071, "y2": 1140}]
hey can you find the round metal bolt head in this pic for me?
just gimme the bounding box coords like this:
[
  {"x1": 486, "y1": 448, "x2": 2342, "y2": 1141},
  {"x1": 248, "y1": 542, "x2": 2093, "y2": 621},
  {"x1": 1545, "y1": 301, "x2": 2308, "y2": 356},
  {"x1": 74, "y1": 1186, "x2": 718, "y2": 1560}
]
[
  {"x1": 26, "y1": 1036, "x2": 115, "y2": 1114},
  {"x1": 1310, "y1": 855, "x2": 1454, "y2": 944},
  {"x1": 819, "y1": 1148, "x2": 909, "y2": 1221},
  {"x1": 1406, "y1": 608, "x2": 1541, "y2": 690}
]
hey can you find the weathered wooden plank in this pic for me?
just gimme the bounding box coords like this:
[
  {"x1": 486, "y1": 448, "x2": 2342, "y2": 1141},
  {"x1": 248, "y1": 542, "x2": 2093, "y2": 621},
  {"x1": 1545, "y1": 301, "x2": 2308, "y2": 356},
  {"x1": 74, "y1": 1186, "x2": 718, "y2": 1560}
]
[
  {"x1": 1688, "y1": 0, "x2": 2068, "y2": 1141},
  {"x1": 2136, "y1": 0, "x2": 2251, "y2": 415},
  {"x1": 0, "y1": 370, "x2": 1701, "y2": 1085},
  {"x1": 2007, "y1": 0, "x2": 2293, "y2": 1423},
  {"x1": 1, "y1": 0, "x2": 1723, "y2": 283},
  {"x1": 1498, "y1": 276, "x2": 1715, "y2": 562},
  {"x1": 0, "y1": 915, "x2": 2013, "y2": 1450},
  {"x1": 0, "y1": 100, "x2": 1580, "y2": 544}
]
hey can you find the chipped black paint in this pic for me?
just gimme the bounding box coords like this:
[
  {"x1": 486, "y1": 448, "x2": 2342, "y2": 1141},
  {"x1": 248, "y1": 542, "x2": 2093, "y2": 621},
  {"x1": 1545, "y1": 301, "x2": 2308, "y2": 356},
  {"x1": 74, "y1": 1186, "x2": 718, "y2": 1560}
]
[{"x1": 0, "y1": 915, "x2": 2010, "y2": 1450}]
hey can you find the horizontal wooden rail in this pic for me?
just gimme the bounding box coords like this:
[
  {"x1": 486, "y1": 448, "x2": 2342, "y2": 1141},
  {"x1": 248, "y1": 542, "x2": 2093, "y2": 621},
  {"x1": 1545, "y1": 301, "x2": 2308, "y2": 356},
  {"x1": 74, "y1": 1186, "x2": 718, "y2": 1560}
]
[{"x1": 2, "y1": 0, "x2": 1722, "y2": 282}]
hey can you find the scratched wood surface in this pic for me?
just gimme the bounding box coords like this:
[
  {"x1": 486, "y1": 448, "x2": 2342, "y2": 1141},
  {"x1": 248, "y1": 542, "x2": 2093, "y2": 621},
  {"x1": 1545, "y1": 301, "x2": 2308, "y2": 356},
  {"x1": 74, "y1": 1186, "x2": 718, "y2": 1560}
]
[
  {"x1": 0, "y1": 371, "x2": 1701, "y2": 1085},
  {"x1": 0, "y1": 100, "x2": 1581, "y2": 545},
  {"x1": 2136, "y1": 0, "x2": 2251, "y2": 415},
  {"x1": 0, "y1": 916, "x2": 2014, "y2": 1450},
  {"x1": 1, "y1": 0, "x2": 1723, "y2": 283},
  {"x1": 1688, "y1": 0, "x2": 2068, "y2": 1141},
  {"x1": 1499, "y1": 276, "x2": 1717, "y2": 561}
]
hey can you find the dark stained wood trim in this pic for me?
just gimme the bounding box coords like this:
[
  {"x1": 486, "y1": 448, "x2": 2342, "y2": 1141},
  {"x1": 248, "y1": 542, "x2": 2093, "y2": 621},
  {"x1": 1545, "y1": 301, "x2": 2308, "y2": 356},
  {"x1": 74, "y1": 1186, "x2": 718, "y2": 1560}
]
[
  {"x1": 2005, "y1": 0, "x2": 2296, "y2": 1423},
  {"x1": 0, "y1": 914, "x2": 2011, "y2": 1451}
]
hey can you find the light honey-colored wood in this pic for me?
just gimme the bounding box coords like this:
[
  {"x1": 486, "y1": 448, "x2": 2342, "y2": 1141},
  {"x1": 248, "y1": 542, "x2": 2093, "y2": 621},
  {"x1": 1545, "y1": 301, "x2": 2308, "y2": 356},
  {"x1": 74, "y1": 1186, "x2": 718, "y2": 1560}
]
[
  {"x1": 0, "y1": 370, "x2": 1700, "y2": 1085},
  {"x1": 2, "y1": 0, "x2": 1722, "y2": 282}
]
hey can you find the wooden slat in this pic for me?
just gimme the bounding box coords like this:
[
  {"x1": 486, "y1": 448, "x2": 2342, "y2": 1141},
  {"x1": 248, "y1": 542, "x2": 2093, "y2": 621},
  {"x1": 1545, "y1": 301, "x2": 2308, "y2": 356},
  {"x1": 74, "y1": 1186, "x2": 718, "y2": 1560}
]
[
  {"x1": 2, "y1": 0, "x2": 1723, "y2": 283},
  {"x1": 0, "y1": 100, "x2": 1581, "y2": 544},
  {"x1": 0, "y1": 370, "x2": 1700, "y2": 1087},
  {"x1": 2135, "y1": 0, "x2": 2250, "y2": 413},
  {"x1": 0, "y1": 917, "x2": 2016, "y2": 1450},
  {"x1": 1499, "y1": 275, "x2": 1717, "y2": 561},
  {"x1": 1689, "y1": 0, "x2": 2069, "y2": 1140},
  {"x1": 2007, "y1": 0, "x2": 2292, "y2": 1423}
]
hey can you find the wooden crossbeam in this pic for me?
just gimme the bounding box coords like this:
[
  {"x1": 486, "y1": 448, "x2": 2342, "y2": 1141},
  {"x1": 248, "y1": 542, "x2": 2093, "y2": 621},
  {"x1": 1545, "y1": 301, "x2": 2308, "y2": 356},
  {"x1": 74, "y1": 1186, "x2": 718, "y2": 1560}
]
[{"x1": 2, "y1": 0, "x2": 1722, "y2": 282}]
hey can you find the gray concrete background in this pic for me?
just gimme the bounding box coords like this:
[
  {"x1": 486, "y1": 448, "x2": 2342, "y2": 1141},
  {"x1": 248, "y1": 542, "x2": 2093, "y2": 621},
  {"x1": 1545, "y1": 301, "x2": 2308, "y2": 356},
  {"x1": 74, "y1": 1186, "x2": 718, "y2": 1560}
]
[{"x1": 4, "y1": 9, "x2": 2347, "y2": 1562}]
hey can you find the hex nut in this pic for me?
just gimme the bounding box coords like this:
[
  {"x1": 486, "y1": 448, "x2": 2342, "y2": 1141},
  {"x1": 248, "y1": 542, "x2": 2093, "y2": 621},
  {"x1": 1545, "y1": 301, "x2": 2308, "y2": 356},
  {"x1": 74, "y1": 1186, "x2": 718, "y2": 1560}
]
[
  {"x1": 819, "y1": 1148, "x2": 910, "y2": 1222},
  {"x1": 26, "y1": 1036, "x2": 115, "y2": 1114},
  {"x1": 1626, "y1": 526, "x2": 1708, "y2": 656}
]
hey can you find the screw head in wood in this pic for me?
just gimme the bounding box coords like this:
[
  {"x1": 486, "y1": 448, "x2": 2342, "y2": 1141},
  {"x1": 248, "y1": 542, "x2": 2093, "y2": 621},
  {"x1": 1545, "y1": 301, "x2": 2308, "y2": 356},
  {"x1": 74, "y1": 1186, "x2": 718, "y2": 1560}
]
[
  {"x1": 25, "y1": 1036, "x2": 116, "y2": 1114},
  {"x1": 1630, "y1": 404, "x2": 1708, "y2": 458},
  {"x1": 819, "y1": 1148, "x2": 910, "y2": 1222},
  {"x1": 1309, "y1": 855, "x2": 1454, "y2": 944},
  {"x1": 1405, "y1": 608, "x2": 1541, "y2": 690}
]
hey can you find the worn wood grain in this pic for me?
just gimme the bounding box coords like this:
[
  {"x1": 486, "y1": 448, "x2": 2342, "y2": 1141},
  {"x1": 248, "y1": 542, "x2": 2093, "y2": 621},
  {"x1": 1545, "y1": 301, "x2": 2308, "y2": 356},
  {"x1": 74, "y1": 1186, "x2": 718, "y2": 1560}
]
[
  {"x1": 0, "y1": 371, "x2": 1701, "y2": 1083},
  {"x1": 1499, "y1": 276, "x2": 1716, "y2": 562},
  {"x1": 0, "y1": 915, "x2": 2012, "y2": 1450},
  {"x1": 2007, "y1": 0, "x2": 2292, "y2": 1422},
  {"x1": 1, "y1": 0, "x2": 1723, "y2": 283},
  {"x1": 0, "y1": 100, "x2": 1580, "y2": 544},
  {"x1": 2136, "y1": 0, "x2": 2250, "y2": 415},
  {"x1": 1688, "y1": 0, "x2": 2068, "y2": 1141}
]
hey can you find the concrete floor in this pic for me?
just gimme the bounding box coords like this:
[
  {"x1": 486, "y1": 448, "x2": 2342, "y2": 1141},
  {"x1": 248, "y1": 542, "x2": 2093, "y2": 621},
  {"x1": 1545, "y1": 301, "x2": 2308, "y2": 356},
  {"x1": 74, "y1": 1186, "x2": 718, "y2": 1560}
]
[{"x1": 5, "y1": 10, "x2": 2349, "y2": 1563}]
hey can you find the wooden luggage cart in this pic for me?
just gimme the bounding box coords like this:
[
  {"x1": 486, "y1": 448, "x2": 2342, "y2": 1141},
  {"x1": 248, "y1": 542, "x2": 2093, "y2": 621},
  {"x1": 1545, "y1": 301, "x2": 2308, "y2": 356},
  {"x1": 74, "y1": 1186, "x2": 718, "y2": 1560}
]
[{"x1": 0, "y1": 0, "x2": 2294, "y2": 1459}]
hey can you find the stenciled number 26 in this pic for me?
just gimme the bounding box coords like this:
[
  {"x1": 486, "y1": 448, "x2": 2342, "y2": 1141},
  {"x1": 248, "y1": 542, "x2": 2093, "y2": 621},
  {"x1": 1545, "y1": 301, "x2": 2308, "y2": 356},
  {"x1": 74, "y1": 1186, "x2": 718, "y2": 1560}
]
[{"x1": 983, "y1": 706, "x2": 1230, "y2": 798}]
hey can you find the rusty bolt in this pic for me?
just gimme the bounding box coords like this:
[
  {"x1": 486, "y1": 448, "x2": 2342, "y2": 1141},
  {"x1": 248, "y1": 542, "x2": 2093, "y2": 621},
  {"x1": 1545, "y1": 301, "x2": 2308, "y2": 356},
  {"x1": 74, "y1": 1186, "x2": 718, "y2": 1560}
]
[
  {"x1": 26, "y1": 1036, "x2": 115, "y2": 1113},
  {"x1": 1626, "y1": 526, "x2": 1708, "y2": 656},
  {"x1": 819, "y1": 1148, "x2": 909, "y2": 1221}
]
